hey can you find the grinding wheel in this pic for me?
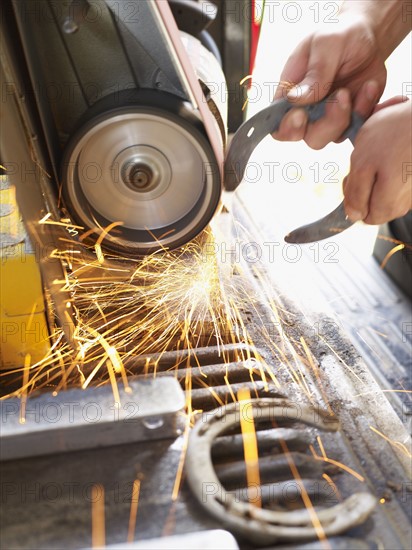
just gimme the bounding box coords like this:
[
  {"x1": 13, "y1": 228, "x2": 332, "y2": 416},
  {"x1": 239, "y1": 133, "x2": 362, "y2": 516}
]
[{"x1": 61, "y1": 90, "x2": 222, "y2": 256}]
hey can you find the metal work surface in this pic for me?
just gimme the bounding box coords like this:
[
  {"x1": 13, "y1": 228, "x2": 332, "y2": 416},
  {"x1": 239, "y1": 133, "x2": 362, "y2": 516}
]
[
  {"x1": 1, "y1": 188, "x2": 411, "y2": 550},
  {"x1": 1, "y1": 252, "x2": 411, "y2": 549}
]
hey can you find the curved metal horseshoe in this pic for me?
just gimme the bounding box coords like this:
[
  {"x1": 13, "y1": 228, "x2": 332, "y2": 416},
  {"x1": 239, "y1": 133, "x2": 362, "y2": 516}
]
[
  {"x1": 185, "y1": 398, "x2": 376, "y2": 545},
  {"x1": 224, "y1": 97, "x2": 364, "y2": 243}
]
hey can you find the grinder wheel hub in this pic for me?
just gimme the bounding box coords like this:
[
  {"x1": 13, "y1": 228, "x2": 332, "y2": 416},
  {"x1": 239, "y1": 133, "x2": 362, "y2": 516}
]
[
  {"x1": 115, "y1": 145, "x2": 172, "y2": 198},
  {"x1": 128, "y1": 165, "x2": 153, "y2": 189},
  {"x1": 61, "y1": 93, "x2": 221, "y2": 256}
]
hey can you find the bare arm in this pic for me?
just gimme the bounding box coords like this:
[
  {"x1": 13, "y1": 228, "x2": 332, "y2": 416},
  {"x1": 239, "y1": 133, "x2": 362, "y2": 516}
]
[{"x1": 343, "y1": 0, "x2": 412, "y2": 60}]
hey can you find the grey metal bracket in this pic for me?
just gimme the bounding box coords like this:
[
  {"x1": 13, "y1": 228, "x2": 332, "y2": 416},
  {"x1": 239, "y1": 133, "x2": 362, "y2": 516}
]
[{"x1": 0, "y1": 377, "x2": 185, "y2": 461}]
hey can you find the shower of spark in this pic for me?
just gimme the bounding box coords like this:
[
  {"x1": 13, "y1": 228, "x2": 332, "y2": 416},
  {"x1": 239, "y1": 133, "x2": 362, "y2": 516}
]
[
  {"x1": 1, "y1": 208, "x2": 388, "y2": 409},
  {"x1": 2, "y1": 226, "x2": 245, "y2": 397},
  {"x1": 1, "y1": 214, "x2": 312, "y2": 401},
  {"x1": 0, "y1": 210, "x2": 388, "y2": 548}
]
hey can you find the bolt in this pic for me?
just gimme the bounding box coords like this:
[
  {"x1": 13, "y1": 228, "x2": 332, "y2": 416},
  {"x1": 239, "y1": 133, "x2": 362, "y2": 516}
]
[{"x1": 129, "y1": 165, "x2": 153, "y2": 190}]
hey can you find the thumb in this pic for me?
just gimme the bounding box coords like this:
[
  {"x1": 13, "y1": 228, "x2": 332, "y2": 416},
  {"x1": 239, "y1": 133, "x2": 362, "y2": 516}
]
[
  {"x1": 372, "y1": 95, "x2": 409, "y2": 114},
  {"x1": 287, "y1": 37, "x2": 341, "y2": 104}
]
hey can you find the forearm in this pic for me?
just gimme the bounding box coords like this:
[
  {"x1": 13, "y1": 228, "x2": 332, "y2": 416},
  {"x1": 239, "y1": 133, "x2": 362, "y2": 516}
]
[{"x1": 340, "y1": 0, "x2": 412, "y2": 59}]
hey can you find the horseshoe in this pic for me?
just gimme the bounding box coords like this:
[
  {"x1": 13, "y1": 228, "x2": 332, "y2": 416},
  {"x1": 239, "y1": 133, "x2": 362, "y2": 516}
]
[{"x1": 224, "y1": 96, "x2": 363, "y2": 243}]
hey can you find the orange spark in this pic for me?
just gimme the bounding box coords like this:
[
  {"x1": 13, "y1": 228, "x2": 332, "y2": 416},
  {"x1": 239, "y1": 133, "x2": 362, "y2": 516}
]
[
  {"x1": 318, "y1": 336, "x2": 364, "y2": 385},
  {"x1": 38, "y1": 212, "x2": 83, "y2": 229},
  {"x1": 19, "y1": 354, "x2": 31, "y2": 424},
  {"x1": 322, "y1": 473, "x2": 341, "y2": 501},
  {"x1": 380, "y1": 244, "x2": 405, "y2": 269},
  {"x1": 27, "y1": 301, "x2": 38, "y2": 331},
  {"x1": 238, "y1": 387, "x2": 262, "y2": 508},
  {"x1": 91, "y1": 484, "x2": 105, "y2": 548},
  {"x1": 171, "y1": 421, "x2": 190, "y2": 502},
  {"x1": 83, "y1": 325, "x2": 129, "y2": 397},
  {"x1": 95, "y1": 244, "x2": 105, "y2": 265},
  {"x1": 376, "y1": 233, "x2": 412, "y2": 250},
  {"x1": 82, "y1": 356, "x2": 108, "y2": 390},
  {"x1": 254, "y1": 360, "x2": 268, "y2": 391},
  {"x1": 278, "y1": 438, "x2": 330, "y2": 549},
  {"x1": 369, "y1": 426, "x2": 412, "y2": 458},
  {"x1": 197, "y1": 378, "x2": 225, "y2": 407},
  {"x1": 300, "y1": 337, "x2": 334, "y2": 417},
  {"x1": 172, "y1": 365, "x2": 193, "y2": 501},
  {"x1": 94, "y1": 221, "x2": 124, "y2": 264},
  {"x1": 127, "y1": 479, "x2": 141, "y2": 543},
  {"x1": 106, "y1": 359, "x2": 121, "y2": 407},
  {"x1": 310, "y1": 437, "x2": 364, "y2": 482},
  {"x1": 239, "y1": 74, "x2": 253, "y2": 86},
  {"x1": 224, "y1": 374, "x2": 237, "y2": 403},
  {"x1": 355, "y1": 389, "x2": 412, "y2": 397}
]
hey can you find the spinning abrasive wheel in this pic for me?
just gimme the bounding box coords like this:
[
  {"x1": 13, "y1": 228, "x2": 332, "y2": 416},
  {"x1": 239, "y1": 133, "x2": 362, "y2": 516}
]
[{"x1": 61, "y1": 91, "x2": 221, "y2": 256}]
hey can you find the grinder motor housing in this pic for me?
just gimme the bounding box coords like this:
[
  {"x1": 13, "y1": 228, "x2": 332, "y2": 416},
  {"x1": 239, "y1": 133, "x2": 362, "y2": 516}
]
[
  {"x1": 2, "y1": 0, "x2": 227, "y2": 256},
  {"x1": 0, "y1": 0, "x2": 227, "y2": 366}
]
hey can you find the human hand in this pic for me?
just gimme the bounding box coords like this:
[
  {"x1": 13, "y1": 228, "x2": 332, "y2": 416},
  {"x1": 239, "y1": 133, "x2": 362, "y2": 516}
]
[
  {"x1": 272, "y1": 14, "x2": 387, "y2": 148},
  {"x1": 344, "y1": 98, "x2": 412, "y2": 225}
]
